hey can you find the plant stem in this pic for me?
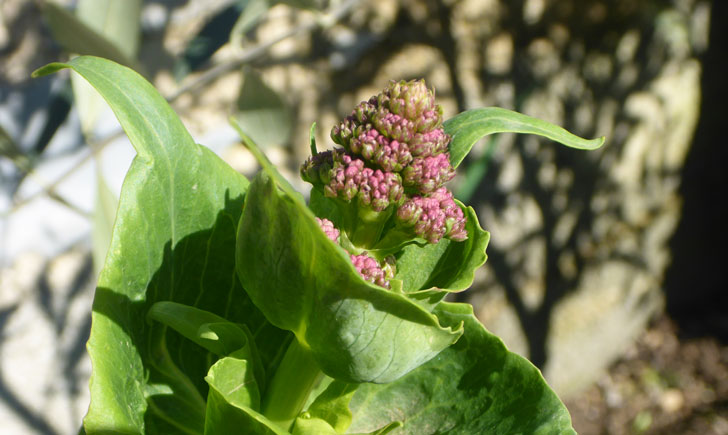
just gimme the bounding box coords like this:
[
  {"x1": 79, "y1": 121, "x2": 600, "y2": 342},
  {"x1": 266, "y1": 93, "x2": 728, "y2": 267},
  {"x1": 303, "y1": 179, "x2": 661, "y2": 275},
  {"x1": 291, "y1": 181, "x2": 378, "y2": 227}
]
[{"x1": 262, "y1": 338, "x2": 323, "y2": 431}]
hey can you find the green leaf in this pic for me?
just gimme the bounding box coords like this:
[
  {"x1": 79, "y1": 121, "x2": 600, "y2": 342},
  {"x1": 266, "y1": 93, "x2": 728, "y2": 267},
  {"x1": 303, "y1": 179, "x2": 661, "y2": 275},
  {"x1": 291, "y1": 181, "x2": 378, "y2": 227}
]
[
  {"x1": 292, "y1": 380, "x2": 358, "y2": 434},
  {"x1": 205, "y1": 357, "x2": 288, "y2": 435},
  {"x1": 292, "y1": 379, "x2": 403, "y2": 435},
  {"x1": 443, "y1": 107, "x2": 605, "y2": 168},
  {"x1": 207, "y1": 357, "x2": 261, "y2": 410},
  {"x1": 148, "y1": 301, "x2": 268, "y2": 394},
  {"x1": 236, "y1": 171, "x2": 463, "y2": 383},
  {"x1": 33, "y1": 56, "x2": 290, "y2": 434},
  {"x1": 394, "y1": 203, "x2": 489, "y2": 294},
  {"x1": 41, "y1": 3, "x2": 141, "y2": 72},
  {"x1": 234, "y1": 68, "x2": 292, "y2": 147},
  {"x1": 348, "y1": 302, "x2": 576, "y2": 435}
]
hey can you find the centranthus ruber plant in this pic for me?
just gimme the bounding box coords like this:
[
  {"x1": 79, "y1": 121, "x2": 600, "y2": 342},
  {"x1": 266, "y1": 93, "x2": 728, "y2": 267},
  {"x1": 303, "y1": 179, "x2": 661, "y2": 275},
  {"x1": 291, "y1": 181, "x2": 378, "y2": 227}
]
[{"x1": 33, "y1": 56, "x2": 603, "y2": 434}]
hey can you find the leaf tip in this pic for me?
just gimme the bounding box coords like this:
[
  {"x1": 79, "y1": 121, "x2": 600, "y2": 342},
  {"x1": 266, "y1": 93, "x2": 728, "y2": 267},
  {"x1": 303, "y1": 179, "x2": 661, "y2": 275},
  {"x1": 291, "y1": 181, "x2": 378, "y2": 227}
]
[{"x1": 31, "y1": 62, "x2": 69, "y2": 79}]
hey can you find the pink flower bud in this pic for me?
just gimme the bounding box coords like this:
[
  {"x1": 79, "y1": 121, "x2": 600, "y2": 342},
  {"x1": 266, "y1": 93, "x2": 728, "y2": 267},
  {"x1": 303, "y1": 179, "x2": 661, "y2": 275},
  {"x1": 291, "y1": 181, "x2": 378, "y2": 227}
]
[
  {"x1": 350, "y1": 253, "x2": 391, "y2": 288},
  {"x1": 315, "y1": 217, "x2": 340, "y2": 242},
  {"x1": 402, "y1": 153, "x2": 455, "y2": 194},
  {"x1": 396, "y1": 188, "x2": 467, "y2": 243}
]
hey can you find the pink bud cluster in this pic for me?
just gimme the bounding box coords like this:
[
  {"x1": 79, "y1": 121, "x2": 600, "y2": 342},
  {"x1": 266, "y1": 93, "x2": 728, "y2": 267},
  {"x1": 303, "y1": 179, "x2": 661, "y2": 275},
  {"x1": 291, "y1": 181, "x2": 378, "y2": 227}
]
[
  {"x1": 314, "y1": 218, "x2": 392, "y2": 288},
  {"x1": 396, "y1": 188, "x2": 467, "y2": 244},
  {"x1": 349, "y1": 253, "x2": 391, "y2": 289},
  {"x1": 315, "y1": 217, "x2": 340, "y2": 242},
  {"x1": 302, "y1": 149, "x2": 404, "y2": 212},
  {"x1": 304, "y1": 79, "x2": 468, "y2": 247},
  {"x1": 402, "y1": 154, "x2": 456, "y2": 194},
  {"x1": 331, "y1": 80, "x2": 453, "y2": 176}
]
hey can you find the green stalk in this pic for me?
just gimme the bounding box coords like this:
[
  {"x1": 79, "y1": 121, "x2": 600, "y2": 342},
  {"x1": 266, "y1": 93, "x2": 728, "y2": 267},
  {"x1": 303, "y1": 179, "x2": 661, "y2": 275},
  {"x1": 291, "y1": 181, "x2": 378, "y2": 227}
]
[
  {"x1": 262, "y1": 338, "x2": 323, "y2": 431},
  {"x1": 349, "y1": 206, "x2": 393, "y2": 248}
]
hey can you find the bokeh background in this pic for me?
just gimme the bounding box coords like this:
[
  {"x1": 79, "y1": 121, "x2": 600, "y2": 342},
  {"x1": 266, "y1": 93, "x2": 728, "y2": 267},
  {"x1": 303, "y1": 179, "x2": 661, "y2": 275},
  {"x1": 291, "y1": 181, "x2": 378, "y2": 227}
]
[{"x1": 1, "y1": 0, "x2": 725, "y2": 433}]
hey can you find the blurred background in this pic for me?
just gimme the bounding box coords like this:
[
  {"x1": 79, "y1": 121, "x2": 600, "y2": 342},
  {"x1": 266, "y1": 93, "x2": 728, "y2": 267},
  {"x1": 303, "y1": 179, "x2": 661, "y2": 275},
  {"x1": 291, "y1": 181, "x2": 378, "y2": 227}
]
[{"x1": 0, "y1": 0, "x2": 725, "y2": 433}]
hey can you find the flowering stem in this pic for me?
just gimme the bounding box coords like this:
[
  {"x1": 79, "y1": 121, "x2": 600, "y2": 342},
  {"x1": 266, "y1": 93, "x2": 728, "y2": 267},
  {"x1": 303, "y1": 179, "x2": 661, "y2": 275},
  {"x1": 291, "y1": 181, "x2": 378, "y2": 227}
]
[
  {"x1": 348, "y1": 206, "x2": 393, "y2": 249},
  {"x1": 261, "y1": 338, "x2": 323, "y2": 431}
]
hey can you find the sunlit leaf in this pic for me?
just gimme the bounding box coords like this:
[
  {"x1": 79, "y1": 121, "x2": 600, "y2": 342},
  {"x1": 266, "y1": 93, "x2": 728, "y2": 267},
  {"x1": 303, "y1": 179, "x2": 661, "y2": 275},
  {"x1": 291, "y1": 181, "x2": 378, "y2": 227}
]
[
  {"x1": 33, "y1": 56, "x2": 290, "y2": 434},
  {"x1": 236, "y1": 170, "x2": 462, "y2": 383},
  {"x1": 444, "y1": 107, "x2": 605, "y2": 168},
  {"x1": 205, "y1": 357, "x2": 287, "y2": 435},
  {"x1": 349, "y1": 302, "x2": 577, "y2": 434}
]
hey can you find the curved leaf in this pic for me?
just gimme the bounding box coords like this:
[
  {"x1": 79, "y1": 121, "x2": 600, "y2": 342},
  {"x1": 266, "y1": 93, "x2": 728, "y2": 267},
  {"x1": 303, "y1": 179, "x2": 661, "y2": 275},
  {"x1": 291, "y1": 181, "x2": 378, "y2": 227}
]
[
  {"x1": 236, "y1": 171, "x2": 462, "y2": 383},
  {"x1": 33, "y1": 56, "x2": 290, "y2": 433},
  {"x1": 147, "y1": 301, "x2": 267, "y2": 392},
  {"x1": 205, "y1": 357, "x2": 287, "y2": 435},
  {"x1": 444, "y1": 107, "x2": 605, "y2": 168},
  {"x1": 294, "y1": 380, "x2": 358, "y2": 434},
  {"x1": 349, "y1": 302, "x2": 576, "y2": 435}
]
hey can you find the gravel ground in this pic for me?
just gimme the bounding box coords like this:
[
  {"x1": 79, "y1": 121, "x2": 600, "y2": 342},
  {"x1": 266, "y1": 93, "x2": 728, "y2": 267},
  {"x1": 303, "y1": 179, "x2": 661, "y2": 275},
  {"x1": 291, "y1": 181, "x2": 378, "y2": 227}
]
[{"x1": 567, "y1": 315, "x2": 728, "y2": 435}]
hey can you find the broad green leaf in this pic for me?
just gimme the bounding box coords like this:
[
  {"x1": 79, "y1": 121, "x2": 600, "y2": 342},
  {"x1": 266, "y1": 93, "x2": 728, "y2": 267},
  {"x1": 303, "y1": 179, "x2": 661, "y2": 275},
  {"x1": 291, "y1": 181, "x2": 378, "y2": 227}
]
[
  {"x1": 394, "y1": 203, "x2": 489, "y2": 294},
  {"x1": 292, "y1": 380, "x2": 358, "y2": 434},
  {"x1": 236, "y1": 171, "x2": 463, "y2": 383},
  {"x1": 41, "y1": 3, "x2": 141, "y2": 72},
  {"x1": 148, "y1": 301, "x2": 267, "y2": 393},
  {"x1": 33, "y1": 56, "x2": 290, "y2": 434},
  {"x1": 207, "y1": 357, "x2": 261, "y2": 410},
  {"x1": 349, "y1": 302, "x2": 576, "y2": 435},
  {"x1": 235, "y1": 68, "x2": 292, "y2": 147},
  {"x1": 91, "y1": 168, "x2": 118, "y2": 278},
  {"x1": 443, "y1": 107, "x2": 605, "y2": 168},
  {"x1": 204, "y1": 357, "x2": 287, "y2": 435}
]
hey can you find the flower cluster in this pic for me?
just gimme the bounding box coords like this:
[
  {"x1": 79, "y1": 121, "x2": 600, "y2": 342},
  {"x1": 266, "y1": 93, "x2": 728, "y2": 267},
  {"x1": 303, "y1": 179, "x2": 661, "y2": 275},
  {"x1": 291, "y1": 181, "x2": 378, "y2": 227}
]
[
  {"x1": 304, "y1": 80, "x2": 468, "y2": 288},
  {"x1": 396, "y1": 188, "x2": 467, "y2": 244},
  {"x1": 302, "y1": 149, "x2": 404, "y2": 212},
  {"x1": 349, "y1": 253, "x2": 392, "y2": 289}
]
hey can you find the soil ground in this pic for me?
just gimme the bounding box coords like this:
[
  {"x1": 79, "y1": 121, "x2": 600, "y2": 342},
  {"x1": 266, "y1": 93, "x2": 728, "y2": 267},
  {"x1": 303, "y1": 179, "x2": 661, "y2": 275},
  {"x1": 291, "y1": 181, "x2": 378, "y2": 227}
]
[{"x1": 566, "y1": 315, "x2": 728, "y2": 435}]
